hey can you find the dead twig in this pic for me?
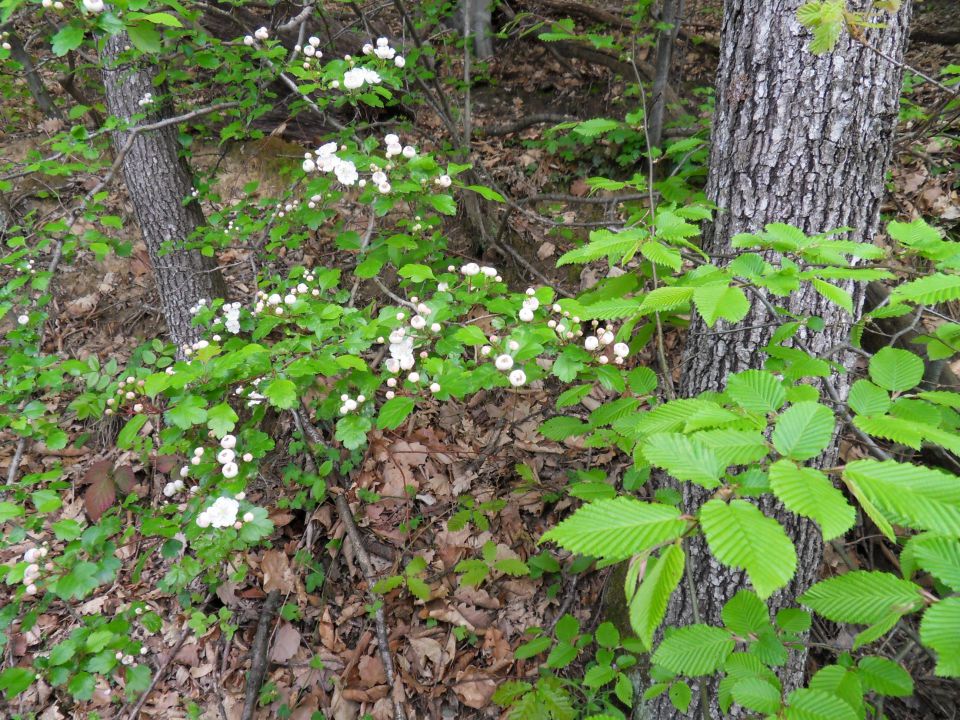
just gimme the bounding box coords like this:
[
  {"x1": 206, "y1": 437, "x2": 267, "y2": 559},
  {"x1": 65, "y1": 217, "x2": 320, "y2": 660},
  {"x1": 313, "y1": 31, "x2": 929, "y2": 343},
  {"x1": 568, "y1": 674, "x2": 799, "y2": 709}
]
[{"x1": 241, "y1": 589, "x2": 283, "y2": 720}]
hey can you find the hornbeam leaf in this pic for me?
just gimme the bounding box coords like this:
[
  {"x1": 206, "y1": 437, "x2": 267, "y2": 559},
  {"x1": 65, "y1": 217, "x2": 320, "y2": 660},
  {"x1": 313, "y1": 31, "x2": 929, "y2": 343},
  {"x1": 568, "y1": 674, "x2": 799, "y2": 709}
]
[
  {"x1": 799, "y1": 571, "x2": 924, "y2": 625},
  {"x1": 627, "y1": 543, "x2": 685, "y2": 649},
  {"x1": 768, "y1": 460, "x2": 855, "y2": 541}
]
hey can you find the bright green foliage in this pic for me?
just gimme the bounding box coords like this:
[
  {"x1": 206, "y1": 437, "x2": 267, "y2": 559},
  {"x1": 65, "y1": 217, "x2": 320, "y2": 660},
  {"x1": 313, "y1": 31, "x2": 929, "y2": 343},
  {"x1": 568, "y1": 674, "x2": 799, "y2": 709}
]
[
  {"x1": 768, "y1": 461, "x2": 855, "y2": 540},
  {"x1": 919, "y1": 598, "x2": 960, "y2": 676},
  {"x1": 626, "y1": 543, "x2": 685, "y2": 649},
  {"x1": 771, "y1": 402, "x2": 835, "y2": 461},
  {"x1": 541, "y1": 498, "x2": 686, "y2": 561},
  {"x1": 799, "y1": 571, "x2": 924, "y2": 624},
  {"x1": 652, "y1": 624, "x2": 736, "y2": 676},
  {"x1": 700, "y1": 499, "x2": 797, "y2": 600}
]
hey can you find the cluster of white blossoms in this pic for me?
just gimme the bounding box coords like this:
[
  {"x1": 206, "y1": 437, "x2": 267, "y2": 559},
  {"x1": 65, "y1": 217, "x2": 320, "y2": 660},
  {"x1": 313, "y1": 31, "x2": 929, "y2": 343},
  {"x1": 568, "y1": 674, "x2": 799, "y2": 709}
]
[
  {"x1": 196, "y1": 494, "x2": 255, "y2": 529},
  {"x1": 479, "y1": 337, "x2": 527, "y2": 387},
  {"x1": 137, "y1": 92, "x2": 154, "y2": 107},
  {"x1": 1, "y1": 30, "x2": 9, "y2": 51},
  {"x1": 81, "y1": 0, "x2": 104, "y2": 13},
  {"x1": 362, "y1": 37, "x2": 406, "y2": 68},
  {"x1": 219, "y1": 301, "x2": 242, "y2": 334},
  {"x1": 163, "y1": 477, "x2": 187, "y2": 497},
  {"x1": 105, "y1": 376, "x2": 147, "y2": 416},
  {"x1": 243, "y1": 27, "x2": 270, "y2": 45},
  {"x1": 235, "y1": 377, "x2": 267, "y2": 407},
  {"x1": 383, "y1": 133, "x2": 416, "y2": 160},
  {"x1": 20, "y1": 544, "x2": 51, "y2": 596},
  {"x1": 379, "y1": 300, "x2": 443, "y2": 397},
  {"x1": 295, "y1": 35, "x2": 323, "y2": 58},
  {"x1": 583, "y1": 321, "x2": 630, "y2": 364},
  {"x1": 545, "y1": 304, "x2": 583, "y2": 343},
  {"x1": 115, "y1": 650, "x2": 144, "y2": 667},
  {"x1": 342, "y1": 66, "x2": 382, "y2": 91},
  {"x1": 338, "y1": 392, "x2": 367, "y2": 415},
  {"x1": 302, "y1": 142, "x2": 359, "y2": 187},
  {"x1": 458, "y1": 263, "x2": 502, "y2": 282},
  {"x1": 253, "y1": 271, "x2": 319, "y2": 316},
  {"x1": 38, "y1": 0, "x2": 65, "y2": 9},
  {"x1": 518, "y1": 288, "x2": 540, "y2": 322}
]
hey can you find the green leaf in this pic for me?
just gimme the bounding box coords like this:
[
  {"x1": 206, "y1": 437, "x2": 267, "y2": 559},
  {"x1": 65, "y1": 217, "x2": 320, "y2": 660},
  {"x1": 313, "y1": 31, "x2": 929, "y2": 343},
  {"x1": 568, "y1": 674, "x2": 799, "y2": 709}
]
[
  {"x1": 652, "y1": 624, "x2": 735, "y2": 676},
  {"x1": 784, "y1": 688, "x2": 858, "y2": 720},
  {"x1": 397, "y1": 263, "x2": 435, "y2": 282},
  {"x1": 693, "y1": 285, "x2": 750, "y2": 326},
  {"x1": 772, "y1": 402, "x2": 834, "y2": 461},
  {"x1": 116, "y1": 414, "x2": 148, "y2": 449},
  {"x1": 136, "y1": 11, "x2": 183, "y2": 26},
  {"x1": 903, "y1": 534, "x2": 960, "y2": 591},
  {"x1": 573, "y1": 118, "x2": 620, "y2": 137},
  {"x1": 669, "y1": 681, "x2": 692, "y2": 712},
  {"x1": 514, "y1": 636, "x2": 552, "y2": 660},
  {"x1": 727, "y1": 370, "x2": 786, "y2": 415},
  {"x1": 335, "y1": 415, "x2": 371, "y2": 450},
  {"x1": 892, "y1": 273, "x2": 960, "y2": 305},
  {"x1": 919, "y1": 598, "x2": 960, "y2": 677},
  {"x1": 811, "y1": 278, "x2": 853, "y2": 313},
  {"x1": 464, "y1": 184, "x2": 505, "y2": 202},
  {"x1": 127, "y1": 22, "x2": 162, "y2": 53},
  {"x1": 869, "y1": 347, "x2": 924, "y2": 392},
  {"x1": 857, "y1": 656, "x2": 913, "y2": 697},
  {"x1": 847, "y1": 380, "x2": 891, "y2": 416},
  {"x1": 262, "y1": 378, "x2": 297, "y2": 409},
  {"x1": 51, "y1": 23, "x2": 85, "y2": 56},
  {"x1": 377, "y1": 396, "x2": 415, "y2": 430},
  {"x1": 695, "y1": 429, "x2": 769, "y2": 466},
  {"x1": 700, "y1": 499, "x2": 797, "y2": 600},
  {"x1": 165, "y1": 395, "x2": 207, "y2": 429},
  {"x1": 799, "y1": 571, "x2": 924, "y2": 625},
  {"x1": 730, "y1": 677, "x2": 782, "y2": 714},
  {"x1": 843, "y1": 460, "x2": 960, "y2": 535},
  {"x1": 627, "y1": 543, "x2": 684, "y2": 649},
  {"x1": 539, "y1": 416, "x2": 590, "y2": 440},
  {"x1": 0, "y1": 667, "x2": 35, "y2": 698},
  {"x1": 584, "y1": 665, "x2": 617, "y2": 688},
  {"x1": 541, "y1": 498, "x2": 686, "y2": 561},
  {"x1": 722, "y1": 590, "x2": 769, "y2": 637},
  {"x1": 768, "y1": 460, "x2": 855, "y2": 541},
  {"x1": 642, "y1": 433, "x2": 725, "y2": 488},
  {"x1": 640, "y1": 286, "x2": 694, "y2": 314},
  {"x1": 206, "y1": 403, "x2": 239, "y2": 436}
]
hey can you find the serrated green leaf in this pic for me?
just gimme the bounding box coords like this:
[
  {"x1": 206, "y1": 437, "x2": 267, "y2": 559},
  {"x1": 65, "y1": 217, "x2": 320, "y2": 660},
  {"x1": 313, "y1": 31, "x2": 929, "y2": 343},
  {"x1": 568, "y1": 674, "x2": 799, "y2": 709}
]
[
  {"x1": 262, "y1": 378, "x2": 297, "y2": 409},
  {"x1": 784, "y1": 688, "x2": 858, "y2": 720},
  {"x1": 335, "y1": 415, "x2": 371, "y2": 450},
  {"x1": 700, "y1": 499, "x2": 797, "y2": 599},
  {"x1": 843, "y1": 460, "x2": 960, "y2": 535},
  {"x1": 642, "y1": 433, "x2": 725, "y2": 488},
  {"x1": 640, "y1": 286, "x2": 694, "y2": 314},
  {"x1": 541, "y1": 498, "x2": 686, "y2": 561},
  {"x1": 377, "y1": 396, "x2": 415, "y2": 430},
  {"x1": 652, "y1": 624, "x2": 735, "y2": 676},
  {"x1": 903, "y1": 535, "x2": 960, "y2": 591},
  {"x1": 206, "y1": 403, "x2": 238, "y2": 436},
  {"x1": 869, "y1": 347, "x2": 924, "y2": 392},
  {"x1": 722, "y1": 590, "x2": 770, "y2": 637},
  {"x1": 727, "y1": 370, "x2": 786, "y2": 414},
  {"x1": 892, "y1": 273, "x2": 960, "y2": 305},
  {"x1": 627, "y1": 543, "x2": 684, "y2": 649},
  {"x1": 799, "y1": 571, "x2": 923, "y2": 624},
  {"x1": 768, "y1": 460, "x2": 855, "y2": 541},
  {"x1": 857, "y1": 656, "x2": 913, "y2": 696},
  {"x1": 693, "y1": 284, "x2": 750, "y2": 326},
  {"x1": 772, "y1": 402, "x2": 835, "y2": 461},
  {"x1": 731, "y1": 676, "x2": 782, "y2": 714},
  {"x1": 919, "y1": 598, "x2": 960, "y2": 677},
  {"x1": 847, "y1": 380, "x2": 891, "y2": 416}
]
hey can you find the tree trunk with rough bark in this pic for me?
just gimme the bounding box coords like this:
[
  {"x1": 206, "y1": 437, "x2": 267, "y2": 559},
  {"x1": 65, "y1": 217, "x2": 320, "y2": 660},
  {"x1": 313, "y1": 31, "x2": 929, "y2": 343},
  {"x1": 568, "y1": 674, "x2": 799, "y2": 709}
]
[
  {"x1": 100, "y1": 33, "x2": 226, "y2": 352},
  {"x1": 648, "y1": 1, "x2": 912, "y2": 717}
]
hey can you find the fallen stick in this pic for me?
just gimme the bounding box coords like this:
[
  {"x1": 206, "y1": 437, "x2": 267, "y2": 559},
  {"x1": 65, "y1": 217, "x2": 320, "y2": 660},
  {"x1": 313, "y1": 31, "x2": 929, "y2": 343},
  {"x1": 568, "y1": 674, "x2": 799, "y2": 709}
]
[{"x1": 241, "y1": 589, "x2": 282, "y2": 720}]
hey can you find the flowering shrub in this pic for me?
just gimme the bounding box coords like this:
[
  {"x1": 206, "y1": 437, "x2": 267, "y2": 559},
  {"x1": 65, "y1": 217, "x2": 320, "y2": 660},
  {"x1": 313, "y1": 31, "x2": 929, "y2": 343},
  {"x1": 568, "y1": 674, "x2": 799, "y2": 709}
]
[{"x1": 1, "y1": 2, "x2": 959, "y2": 719}]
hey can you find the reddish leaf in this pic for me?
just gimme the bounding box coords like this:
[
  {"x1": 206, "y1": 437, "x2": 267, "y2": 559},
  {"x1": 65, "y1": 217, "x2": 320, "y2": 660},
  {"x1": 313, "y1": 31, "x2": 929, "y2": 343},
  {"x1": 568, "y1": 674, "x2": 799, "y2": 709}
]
[
  {"x1": 85, "y1": 473, "x2": 116, "y2": 521},
  {"x1": 113, "y1": 465, "x2": 136, "y2": 493},
  {"x1": 81, "y1": 459, "x2": 113, "y2": 487},
  {"x1": 154, "y1": 454, "x2": 179, "y2": 473}
]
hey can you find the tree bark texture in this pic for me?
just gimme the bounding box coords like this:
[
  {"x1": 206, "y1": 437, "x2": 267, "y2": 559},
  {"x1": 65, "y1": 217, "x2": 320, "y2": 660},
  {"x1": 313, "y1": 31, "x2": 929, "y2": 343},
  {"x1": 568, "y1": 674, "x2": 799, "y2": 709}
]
[
  {"x1": 648, "y1": 1, "x2": 912, "y2": 717},
  {"x1": 100, "y1": 33, "x2": 226, "y2": 351}
]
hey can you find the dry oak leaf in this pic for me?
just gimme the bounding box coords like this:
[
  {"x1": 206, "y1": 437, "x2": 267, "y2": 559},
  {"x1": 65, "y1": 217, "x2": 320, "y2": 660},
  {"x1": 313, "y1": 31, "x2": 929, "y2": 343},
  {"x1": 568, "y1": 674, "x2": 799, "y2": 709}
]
[
  {"x1": 262, "y1": 549, "x2": 296, "y2": 593},
  {"x1": 357, "y1": 655, "x2": 387, "y2": 687},
  {"x1": 453, "y1": 666, "x2": 497, "y2": 709},
  {"x1": 270, "y1": 622, "x2": 301, "y2": 664}
]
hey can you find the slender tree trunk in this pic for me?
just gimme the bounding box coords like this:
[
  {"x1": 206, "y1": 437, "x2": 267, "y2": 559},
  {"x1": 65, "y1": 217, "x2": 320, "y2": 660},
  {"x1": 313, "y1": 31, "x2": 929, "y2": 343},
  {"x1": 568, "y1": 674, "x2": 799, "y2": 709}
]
[
  {"x1": 1, "y1": 26, "x2": 63, "y2": 119},
  {"x1": 648, "y1": 0, "x2": 683, "y2": 150},
  {"x1": 649, "y1": 2, "x2": 912, "y2": 717},
  {"x1": 100, "y1": 33, "x2": 226, "y2": 352}
]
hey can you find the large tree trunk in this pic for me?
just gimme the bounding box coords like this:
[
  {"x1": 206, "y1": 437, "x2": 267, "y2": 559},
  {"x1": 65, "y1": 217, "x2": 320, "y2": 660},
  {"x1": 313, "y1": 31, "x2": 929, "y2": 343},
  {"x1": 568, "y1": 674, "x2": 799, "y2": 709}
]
[
  {"x1": 100, "y1": 34, "x2": 226, "y2": 351},
  {"x1": 650, "y1": 1, "x2": 912, "y2": 717}
]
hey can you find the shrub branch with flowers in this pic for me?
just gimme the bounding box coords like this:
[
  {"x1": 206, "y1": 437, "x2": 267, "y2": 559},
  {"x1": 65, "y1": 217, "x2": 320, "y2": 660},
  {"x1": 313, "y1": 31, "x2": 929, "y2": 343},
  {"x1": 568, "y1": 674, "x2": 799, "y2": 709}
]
[{"x1": 1, "y1": 1, "x2": 960, "y2": 718}]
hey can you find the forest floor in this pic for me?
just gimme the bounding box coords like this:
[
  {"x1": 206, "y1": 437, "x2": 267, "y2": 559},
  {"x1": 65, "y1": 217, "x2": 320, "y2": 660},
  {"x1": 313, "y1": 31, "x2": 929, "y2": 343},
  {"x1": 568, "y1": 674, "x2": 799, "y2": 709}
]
[{"x1": 1, "y1": 1, "x2": 958, "y2": 719}]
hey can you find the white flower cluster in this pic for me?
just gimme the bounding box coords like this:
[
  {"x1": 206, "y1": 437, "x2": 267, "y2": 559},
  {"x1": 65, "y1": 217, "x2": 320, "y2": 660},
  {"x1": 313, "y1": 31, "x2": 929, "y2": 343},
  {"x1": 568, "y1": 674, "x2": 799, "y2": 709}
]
[
  {"x1": 253, "y1": 271, "x2": 319, "y2": 316},
  {"x1": 518, "y1": 287, "x2": 540, "y2": 322},
  {"x1": 40, "y1": 0, "x2": 66, "y2": 9},
  {"x1": 434, "y1": 174, "x2": 452, "y2": 188},
  {"x1": 196, "y1": 496, "x2": 239, "y2": 529},
  {"x1": 18, "y1": 258, "x2": 35, "y2": 275},
  {"x1": 1, "y1": 31, "x2": 9, "y2": 51},
  {"x1": 383, "y1": 133, "x2": 416, "y2": 161},
  {"x1": 302, "y1": 142, "x2": 358, "y2": 186},
  {"x1": 342, "y1": 66, "x2": 382, "y2": 91},
  {"x1": 339, "y1": 392, "x2": 367, "y2": 415},
  {"x1": 17, "y1": 313, "x2": 29, "y2": 325},
  {"x1": 583, "y1": 322, "x2": 630, "y2": 364},
  {"x1": 235, "y1": 377, "x2": 267, "y2": 407},
  {"x1": 81, "y1": 0, "x2": 104, "y2": 13},
  {"x1": 115, "y1": 650, "x2": 142, "y2": 667},
  {"x1": 299, "y1": 35, "x2": 323, "y2": 58},
  {"x1": 545, "y1": 303, "x2": 583, "y2": 343},
  {"x1": 458, "y1": 263, "x2": 502, "y2": 282},
  {"x1": 216, "y1": 301, "x2": 242, "y2": 334},
  {"x1": 20, "y1": 544, "x2": 50, "y2": 596},
  {"x1": 362, "y1": 37, "x2": 406, "y2": 68},
  {"x1": 163, "y1": 477, "x2": 186, "y2": 497},
  {"x1": 137, "y1": 92, "x2": 154, "y2": 107},
  {"x1": 105, "y1": 376, "x2": 146, "y2": 416},
  {"x1": 380, "y1": 300, "x2": 443, "y2": 397},
  {"x1": 481, "y1": 338, "x2": 527, "y2": 387}
]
